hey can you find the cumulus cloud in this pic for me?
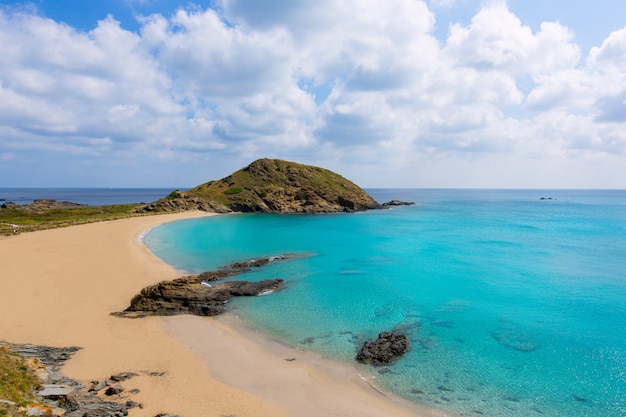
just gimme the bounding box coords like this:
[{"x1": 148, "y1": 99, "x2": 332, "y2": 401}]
[{"x1": 0, "y1": 1, "x2": 625, "y2": 187}]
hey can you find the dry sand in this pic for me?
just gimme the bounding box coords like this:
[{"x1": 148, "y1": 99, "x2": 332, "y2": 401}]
[{"x1": 0, "y1": 212, "x2": 450, "y2": 417}]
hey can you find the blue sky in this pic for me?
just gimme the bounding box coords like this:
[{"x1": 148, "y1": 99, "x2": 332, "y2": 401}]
[{"x1": 1, "y1": 0, "x2": 625, "y2": 188}]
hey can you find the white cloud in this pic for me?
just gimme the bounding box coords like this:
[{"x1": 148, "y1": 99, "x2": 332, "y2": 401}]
[
  {"x1": 444, "y1": 2, "x2": 580, "y2": 76},
  {"x1": 0, "y1": 1, "x2": 625, "y2": 187}
]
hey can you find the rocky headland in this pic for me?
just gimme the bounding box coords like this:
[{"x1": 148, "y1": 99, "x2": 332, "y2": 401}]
[{"x1": 138, "y1": 158, "x2": 405, "y2": 214}]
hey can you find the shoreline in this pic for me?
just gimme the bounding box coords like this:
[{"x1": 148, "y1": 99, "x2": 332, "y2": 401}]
[
  {"x1": 164, "y1": 312, "x2": 455, "y2": 417},
  {"x1": 0, "y1": 212, "x2": 450, "y2": 417}
]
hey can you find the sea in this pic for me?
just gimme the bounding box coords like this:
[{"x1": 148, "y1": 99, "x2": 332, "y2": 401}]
[
  {"x1": 5, "y1": 188, "x2": 624, "y2": 417},
  {"x1": 143, "y1": 189, "x2": 626, "y2": 417},
  {"x1": 0, "y1": 188, "x2": 175, "y2": 206}
]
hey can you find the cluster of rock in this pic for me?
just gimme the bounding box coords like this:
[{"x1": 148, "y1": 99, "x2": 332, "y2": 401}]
[
  {"x1": 116, "y1": 255, "x2": 298, "y2": 318},
  {"x1": 1, "y1": 343, "x2": 141, "y2": 417},
  {"x1": 356, "y1": 331, "x2": 410, "y2": 366}
]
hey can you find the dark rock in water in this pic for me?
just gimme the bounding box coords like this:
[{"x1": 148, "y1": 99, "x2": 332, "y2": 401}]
[
  {"x1": 356, "y1": 331, "x2": 410, "y2": 366},
  {"x1": 222, "y1": 254, "x2": 294, "y2": 269},
  {"x1": 118, "y1": 277, "x2": 283, "y2": 317},
  {"x1": 116, "y1": 254, "x2": 297, "y2": 318},
  {"x1": 381, "y1": 200, "x2": 416, "y2": 207},
  {"x1": 197, "y1": 268, "x2": 246, "y2": 282}
]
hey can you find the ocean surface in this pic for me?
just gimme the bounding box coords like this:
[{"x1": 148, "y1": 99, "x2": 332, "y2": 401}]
[
  {"x1": 143, "y1": 189, "x2": 626, "y2": 417},
  {"x1": 0, "y1": 188, "x2": 176, "y2": 206}
]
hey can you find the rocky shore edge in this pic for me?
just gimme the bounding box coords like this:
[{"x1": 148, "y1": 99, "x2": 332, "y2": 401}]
[
  {"x1": 114, "y1": 254, "x2": 305, "y2": 318},
  {"x1": 0, "y1": 342, "x2": 173, "y2": 417}
]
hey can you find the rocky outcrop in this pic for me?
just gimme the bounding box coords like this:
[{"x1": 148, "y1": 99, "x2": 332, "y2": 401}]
[
  {"x1": 120, "y1": 277, "x2": 283, "y2": 317},
  {"x1": 381, "y1": 200, "x2": 415, "y2": 207},
  {"x1": 356, "y1": 331, "x2": 410, "y2": 366},
  {"x1": 1, "y1": 342, "x2": 139, "y2": 417},
  {"x1": 138, "y1": 159, "x2": 381, "y2": 214},
  {"x1": 115, "y1": 255, "x2": 296, "y2": 318}
]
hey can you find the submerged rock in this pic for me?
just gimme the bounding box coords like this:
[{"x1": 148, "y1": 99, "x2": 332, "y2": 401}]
[{"x1": 356, "y1": 331, "x2": 410, "y2": 366}]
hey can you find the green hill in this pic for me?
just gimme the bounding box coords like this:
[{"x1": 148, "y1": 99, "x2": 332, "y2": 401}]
[{"x1": 141, "y1": 158, "x2": 380, "y2": 214}]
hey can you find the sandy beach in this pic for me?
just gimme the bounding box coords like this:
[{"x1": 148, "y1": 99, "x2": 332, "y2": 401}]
[{"x1": 0, "y1": 212, "x2": 448, "y2": 417}]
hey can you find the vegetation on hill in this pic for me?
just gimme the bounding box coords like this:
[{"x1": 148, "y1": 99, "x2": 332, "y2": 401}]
[{"x1": 141, "y1": 158, "x2": 380, "y2": 213}]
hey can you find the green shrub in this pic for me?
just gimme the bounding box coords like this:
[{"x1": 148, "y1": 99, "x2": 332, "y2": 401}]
[
  {"x1": 224, "y1": 187, "x2": 243, "y2": 195},
  {"x1": 166, "y1": 190, "x2": 182, "y2": 200},
  {"x1": 0, "y1": 347, "x2": 41, "y2": 406}
]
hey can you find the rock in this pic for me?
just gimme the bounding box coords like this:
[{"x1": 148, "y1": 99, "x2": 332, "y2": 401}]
[
  {"x1": 356, "y1": 331, "x2": 410, "y2": 366},
  {"x1": 116, "y1": 254, "x2": 295, "y2": 318},
  {"x1": 196, "y1": 269, "x2": 246, "y2": 282},
  {"x1": 154, "y1": 414, "x2": 184, "y2": 417},
  {"x1": 38, "y1": 384, "x2": 74, "y2": 397},
  {"x1": 88, "y1": 380, "x2": 107, "y2": 392},
  {"x1": 26, "y1": 404, "x2": 55, "y2": 416},
  {"x1": 64, "y1": 391, "x2": 128, "y2": 417},
  {"x1": 124, "y1": 400, "x2": 141, "y2": 409},
  {"x1": 104, "y1": 385, "x2": 124, "y2": 396},
  {"x1": 109, "y1": 372, "x2": 137, "y2": 382},
  {"x1": 381, "y1": 200, "x2": 415, "y2": 207},
  {"x1": 7, "y1": 344, "x2": 81, "y2": 367},
  {"x1": 119, "y1": 277, "x2": 284, "y2": 317}
]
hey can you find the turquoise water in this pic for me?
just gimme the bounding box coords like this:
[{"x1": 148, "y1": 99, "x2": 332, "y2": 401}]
[{"x1": 144, "y1": 189, "x2": 626, "y2": 417}]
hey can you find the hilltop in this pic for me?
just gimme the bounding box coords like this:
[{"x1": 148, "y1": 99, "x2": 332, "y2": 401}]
[{"x1": 140, "y1": 158, "x2": 381, "y2": 214}]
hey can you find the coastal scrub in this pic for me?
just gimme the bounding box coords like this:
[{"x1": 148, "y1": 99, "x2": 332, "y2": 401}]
[{"x1": 0, "y1": 346, "x2": 40, "y2": 411}]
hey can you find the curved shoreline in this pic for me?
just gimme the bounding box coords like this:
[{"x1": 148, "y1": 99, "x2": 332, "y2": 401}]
[{"x1": 0, "y1": 212, "x2": 451, "y2": 417}]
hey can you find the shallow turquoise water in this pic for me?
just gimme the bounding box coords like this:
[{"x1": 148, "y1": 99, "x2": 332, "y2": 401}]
[{"x1": 144, "y1": 189, "x2": 626, "y2": 417}]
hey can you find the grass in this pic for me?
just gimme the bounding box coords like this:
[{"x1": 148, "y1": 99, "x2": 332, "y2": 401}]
[
  {"x1": 0, "y1": 346, "x2": 41, "y2": 412},
  {"x1": 0, "y1": 203, "x2": 147, "y2": 236}
]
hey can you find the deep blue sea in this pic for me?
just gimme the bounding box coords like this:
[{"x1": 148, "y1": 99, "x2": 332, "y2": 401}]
[
  {"x1": 143, "y1": 189, "x2": 626, "y2": 417},
  {"x1": 0, "y1": 188, "x2": 175, "y2": 206}
]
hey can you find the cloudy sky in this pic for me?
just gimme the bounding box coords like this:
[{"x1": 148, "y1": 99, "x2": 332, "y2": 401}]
[{"x1": 1, "y1": 0, "x2": 625, "y2": 188}]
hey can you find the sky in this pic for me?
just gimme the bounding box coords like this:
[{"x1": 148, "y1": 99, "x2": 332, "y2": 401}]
[{"x1": 1, "y1": 0, "x2": 625, "y2": 188}]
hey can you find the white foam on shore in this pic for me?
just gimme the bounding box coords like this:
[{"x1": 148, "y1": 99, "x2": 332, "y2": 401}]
[{"x1": 137, "y1": 224, "x2": 158, "y2": 243}]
